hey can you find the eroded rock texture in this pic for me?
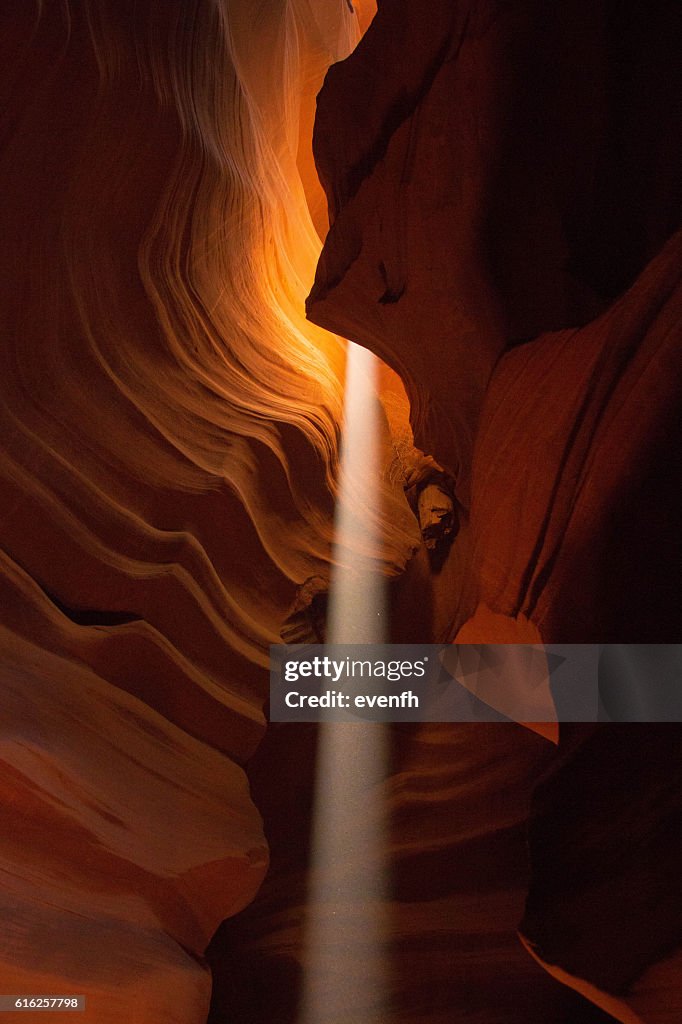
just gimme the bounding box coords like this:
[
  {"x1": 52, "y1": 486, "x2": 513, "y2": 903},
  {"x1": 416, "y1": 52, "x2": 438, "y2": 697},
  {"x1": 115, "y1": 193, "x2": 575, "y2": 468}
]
[
  {"x1": 2, "y1": 1, "x2": 681, "y2": 1023},
  {"x1": 209, "y1": 721, "x2": 620, "y2": 1024},
  {"x1": 521, "y1": 723, "x2": 682, "y2": 1024},
  {"x1": 0, "y1": 1, "x2": 416, "y2": 1018},
  {"x1": 306, "y1": 1, "x2": 682, "y2": 1021},
  {"x1": 468, "y1": 231, "x2": 682, "y2": 643},
  {"x1": 309, "y1": 0, "x2": 681, "y2": 502}
]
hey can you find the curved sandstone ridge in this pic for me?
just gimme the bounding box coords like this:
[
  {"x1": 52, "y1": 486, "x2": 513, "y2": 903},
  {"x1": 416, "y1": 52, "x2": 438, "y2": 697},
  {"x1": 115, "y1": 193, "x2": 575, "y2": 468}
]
[
  {"x1": 0, "y1": 1, "x2": 416, "y2": 1019},
  {"x1": 1, "y1": 618, "x2": 266, "y2": 1021}
]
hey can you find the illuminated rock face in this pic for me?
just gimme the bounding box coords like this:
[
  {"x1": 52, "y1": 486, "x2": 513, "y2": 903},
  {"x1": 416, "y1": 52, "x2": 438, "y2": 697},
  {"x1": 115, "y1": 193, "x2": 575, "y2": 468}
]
[
  {"x1": 0, "y1": 1, "x2": 416, "y2": 1019},
  {"x1": 2, "y1": 2, "x2": 681, "y2": 1024},
  {"x1": 0, "y1": 622, "x2": 267, "y2": 1022}
]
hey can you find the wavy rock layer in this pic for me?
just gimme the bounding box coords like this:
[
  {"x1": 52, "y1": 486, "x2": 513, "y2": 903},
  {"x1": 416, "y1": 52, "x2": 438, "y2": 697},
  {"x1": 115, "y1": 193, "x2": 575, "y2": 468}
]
[
  {"x1": 1, "y1": 620, "x2": 266, "y2": 1022},
  {"x1": 3, "y1": 1, "x2": 681, "y2": 1021},
  {"x1": 0, "y1": 1, "x2": 417, "y2": 1019}
]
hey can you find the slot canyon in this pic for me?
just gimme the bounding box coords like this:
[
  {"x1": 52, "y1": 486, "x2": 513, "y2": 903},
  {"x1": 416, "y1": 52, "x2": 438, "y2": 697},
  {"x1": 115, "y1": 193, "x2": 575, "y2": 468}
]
[{"x1": 1, "y1": 2, "x2": 681, "y2": 1022}]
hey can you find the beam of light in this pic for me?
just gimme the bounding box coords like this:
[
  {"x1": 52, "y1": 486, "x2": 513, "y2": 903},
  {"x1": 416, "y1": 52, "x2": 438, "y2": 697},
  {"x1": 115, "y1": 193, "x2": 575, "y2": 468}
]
[
  {"x1": 298, "y1": 342, "x2": 390, "y2": 1024},
  {"x1": 327, "y1": 341, "x2": 387, "y2": 646}
]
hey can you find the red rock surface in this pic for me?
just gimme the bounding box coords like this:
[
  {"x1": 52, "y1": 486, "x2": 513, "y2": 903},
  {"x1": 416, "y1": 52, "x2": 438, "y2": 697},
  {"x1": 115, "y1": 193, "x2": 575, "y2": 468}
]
[
  {"x1": 305, "y1": 1, "x2": 682, "y2": 1021},
  {"x1": 521, "y1": 724, "x2": 682, "y2": 1011},
  {"x1": 2, "y1": 1, "x2": 681, "y2": 1023},
  {"x1": 308, "y1": 0, "x2": 681, "y2": 501},
  {"x1": 468, "y1": 230, "x2": 682, "y2": 642},
  {"x1": 208, "y1": 722, "x2": 615, "y2": 1024},
  {"x1": 0, "y1": 2, "x2": 416, "y2": 1019}
]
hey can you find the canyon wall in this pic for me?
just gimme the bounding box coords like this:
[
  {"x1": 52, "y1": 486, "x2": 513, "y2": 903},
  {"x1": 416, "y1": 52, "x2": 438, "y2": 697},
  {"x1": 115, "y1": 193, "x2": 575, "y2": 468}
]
[
  {"x1": 307, "y1": 0, "x2": 682, "y2": 1020},
  {"x1": 2, "y1": 1, "x2": 681, "y2": 1022},
  {"x1": 0, "y1": 1, "x2": 415, "y2": 1018}
]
